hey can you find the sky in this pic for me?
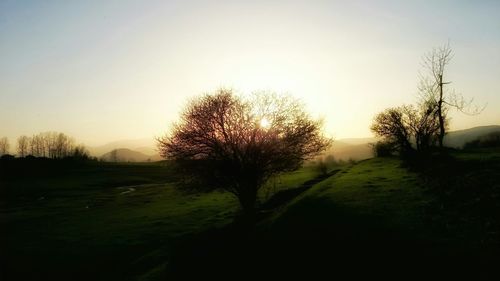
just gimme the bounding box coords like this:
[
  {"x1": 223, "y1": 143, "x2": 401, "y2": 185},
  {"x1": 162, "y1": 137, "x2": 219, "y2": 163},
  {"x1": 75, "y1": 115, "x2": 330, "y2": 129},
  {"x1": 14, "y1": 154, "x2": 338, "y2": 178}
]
[{"x1": 1, "y1": 0, "x2": 499, "y2": 146}]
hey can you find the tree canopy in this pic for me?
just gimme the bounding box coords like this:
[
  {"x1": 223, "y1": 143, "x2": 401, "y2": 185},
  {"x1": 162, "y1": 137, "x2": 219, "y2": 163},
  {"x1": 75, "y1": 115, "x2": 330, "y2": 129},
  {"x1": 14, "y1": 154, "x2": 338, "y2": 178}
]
[{"x1": 157, "y1": 89, "x2": 331, "y2": 214}]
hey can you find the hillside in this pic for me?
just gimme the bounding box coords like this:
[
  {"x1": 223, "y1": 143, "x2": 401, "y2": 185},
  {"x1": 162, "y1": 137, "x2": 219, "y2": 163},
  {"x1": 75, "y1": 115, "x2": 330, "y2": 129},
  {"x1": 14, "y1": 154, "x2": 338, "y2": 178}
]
[
  {"x1": 327, "y1": 140, "x2": 374, "y2": 160},
  {"x1": 88, "y1": 138, "x2": 156, "y2": 156},
  {"x1": 3, "y1": 149, "x2": 500, "y2": 280},
  {"x1": 168, "y1": 153, "x2": 500, "y2": 278},
  {"x1": 444, "y1": 125, "x2": 500, "y2": 148},
  {"x1": 87, "y1": 125, "x2": 500, "y2": 162},
  {"x1": 100, "y1": 148, "x2": 162, "y2": 162},
  {"x1": 326, "y1": 125, "x2": 500, "y2": 159}
]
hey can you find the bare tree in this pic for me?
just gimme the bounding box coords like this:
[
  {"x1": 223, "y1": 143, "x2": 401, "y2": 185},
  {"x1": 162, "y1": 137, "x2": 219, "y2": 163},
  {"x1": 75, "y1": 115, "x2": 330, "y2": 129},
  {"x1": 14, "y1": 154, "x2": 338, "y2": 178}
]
[
  {"x1": 41, "y1": 132, "x2": 72, "y2": 159},
  {"x1": 404, "y1": 103, "x2": 441, "y2": 151},
  {"x1": 371, "y1": 106, "x2": 414, "y2": 154},
  {"x1": 0, "y1": 137, "x2": 9, "y2": 155},
  {"x1": 158, "y1": 89, "x2": 331, "y2": 216},
  {"x1": 419, "y1": 42, "x2": 484, "y2": 148},
  {"x1": 371, "y1": 104, "x2": 440, "y2": 154},
  {"x1": 54, "y1": 132, "x2": 74, "y2": 158},
  {"x1": 31, "y1": 134, "x2": 46, "y2": 157},
  {"x1": 17, "y1": 136, "x2": 30, "y2": 157},
  {"x1": 29, "y1": 135, "x2": 36, "y2": 156},
  {"x1": 72, "y1": 144, "x2": 89, "y2": 159}
]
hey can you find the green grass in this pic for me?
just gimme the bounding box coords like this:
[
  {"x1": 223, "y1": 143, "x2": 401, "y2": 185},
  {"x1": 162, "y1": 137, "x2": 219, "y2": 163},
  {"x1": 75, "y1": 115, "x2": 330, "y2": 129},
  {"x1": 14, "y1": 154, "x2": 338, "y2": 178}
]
[
  {"x1": 3, "y1": 152, "x2": 499, "y2": 280},
  {"x1": 259, "y1": 157, "x2": 432, "y2": 241},
  {"x1": 259, "y1": 155, "x2": 499, "y2": 247},
  {"x1": 259, "y1": 165, "x2": 319, "y2": 201},
  {"x1": 0, "y1": 161, "x2": 323, "y2": 281},
  {"x1": 451, "y1": 146, "x2": 500, "y2": 161}
]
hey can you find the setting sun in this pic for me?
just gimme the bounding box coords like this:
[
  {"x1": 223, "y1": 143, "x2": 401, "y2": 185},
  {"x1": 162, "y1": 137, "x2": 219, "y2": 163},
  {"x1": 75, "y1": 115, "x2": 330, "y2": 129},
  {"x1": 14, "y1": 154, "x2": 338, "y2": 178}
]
[{"x1": 259, "y1": 118, "x2": 271, "y2": 129}]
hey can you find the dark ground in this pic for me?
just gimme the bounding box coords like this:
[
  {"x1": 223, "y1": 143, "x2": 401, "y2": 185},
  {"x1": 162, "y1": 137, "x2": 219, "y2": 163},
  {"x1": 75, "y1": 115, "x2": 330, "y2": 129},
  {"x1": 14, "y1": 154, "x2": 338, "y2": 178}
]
[{"x1": 2, "y1": 149, "x2": 500, "y2": 280}]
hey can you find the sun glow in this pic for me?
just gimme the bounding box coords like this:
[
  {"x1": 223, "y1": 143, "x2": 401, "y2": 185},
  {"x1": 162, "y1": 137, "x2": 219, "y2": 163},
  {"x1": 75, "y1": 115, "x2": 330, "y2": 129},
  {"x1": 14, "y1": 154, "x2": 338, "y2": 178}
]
[{"x1": 260, "y1": 118, "x2": 271, "y2": 129}]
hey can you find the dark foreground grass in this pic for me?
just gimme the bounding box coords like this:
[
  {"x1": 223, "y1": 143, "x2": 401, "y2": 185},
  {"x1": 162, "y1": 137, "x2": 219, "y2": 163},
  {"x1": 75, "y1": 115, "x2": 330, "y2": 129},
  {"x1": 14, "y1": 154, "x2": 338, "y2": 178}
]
[
  {"x1": 168, "y1": 156, "x2": 500, "y2": 279},
  {"x1": 0, "y1": 160, "x2": 321, "y2": 281},
  {"x1": 2, "y1": 152, "x2": 499, "y2": 280}
]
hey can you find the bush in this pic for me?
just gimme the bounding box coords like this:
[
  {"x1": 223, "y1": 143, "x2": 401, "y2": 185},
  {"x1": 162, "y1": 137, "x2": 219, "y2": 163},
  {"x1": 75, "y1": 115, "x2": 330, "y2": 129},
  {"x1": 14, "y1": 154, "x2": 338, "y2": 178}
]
[
  {"x1": 314, "y1": 159, "x2": 329, "y2": 176},
  {"x1": 313, "y1": 154, "x2": 340, "y2": 175},
  {"x1": 372, "y1": 141, "x2": 395, "y2": 157}
]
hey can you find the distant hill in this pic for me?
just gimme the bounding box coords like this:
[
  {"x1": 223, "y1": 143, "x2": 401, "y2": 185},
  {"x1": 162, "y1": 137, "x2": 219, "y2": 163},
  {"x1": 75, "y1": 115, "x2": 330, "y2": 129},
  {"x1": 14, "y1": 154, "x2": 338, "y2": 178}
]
[
  {"x1": 324, "y1": 125, "x2": 500, "y2": 160},
  {"x1": 326, "y1": 140, "x2": 374, "y2": 161},
  {"x1": 336, "y1": 137, "x2": 376, "y2": 146},
  {"x1": 88, "y1": 138, "x2": 156, "y2": 157},
  {"x1": 91, "y1": 125, "x2": 500, "y2": 162},
  {"x1": 100, "y1": 148, "x2": 162, "y2": 162},
  {"x1": 444, "y1": 125, "x2": 500, "y2": 148}
]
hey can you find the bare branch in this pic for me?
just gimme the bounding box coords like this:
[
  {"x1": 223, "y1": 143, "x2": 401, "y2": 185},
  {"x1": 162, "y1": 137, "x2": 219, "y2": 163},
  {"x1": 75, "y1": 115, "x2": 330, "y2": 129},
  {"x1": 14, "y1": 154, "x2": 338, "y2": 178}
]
[{"x1": 157, "y1": 89, "x2": 331, "y2": 214}]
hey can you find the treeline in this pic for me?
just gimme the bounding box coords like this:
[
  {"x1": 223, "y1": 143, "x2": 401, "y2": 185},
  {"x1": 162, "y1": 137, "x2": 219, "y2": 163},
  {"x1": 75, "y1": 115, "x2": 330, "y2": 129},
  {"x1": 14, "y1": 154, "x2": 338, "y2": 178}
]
[{"x1": 0, "y1": 132, "x2": 91, "y2": 160}]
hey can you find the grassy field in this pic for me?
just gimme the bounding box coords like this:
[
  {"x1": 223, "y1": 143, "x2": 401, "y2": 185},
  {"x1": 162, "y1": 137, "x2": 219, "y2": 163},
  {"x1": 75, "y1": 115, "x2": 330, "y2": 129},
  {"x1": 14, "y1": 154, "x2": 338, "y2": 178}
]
[
  {"x1": 0, "y1": 159, "x2": 321, "y2": 281},
  {"x1": 2, "y1": 150, "x2": 499, "y2": 280},
  {"x1": 168, "y1": 152, "x2": 500, "y2": 279}
]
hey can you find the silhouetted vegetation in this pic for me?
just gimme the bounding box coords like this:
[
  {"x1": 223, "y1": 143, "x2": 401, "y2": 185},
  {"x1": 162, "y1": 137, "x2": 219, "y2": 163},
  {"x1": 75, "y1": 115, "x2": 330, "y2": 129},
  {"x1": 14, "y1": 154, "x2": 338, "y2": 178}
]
[
  {"x1": 372, "y1": 43, "x2": 484, "y2": 156},
  {"x1": 371, "y1": 140, "x2": 395, "y2": 157},
  {"x1": 157, "y1": 89, "x2": 331, "y2": 217},
  {"x1": 0, "y1": 137, "x2": 9, "y2": 156},
  {"x1": 312, "y1": 154, "x2": 340, "y2": 175},
  {"x1": 464, "y1": 131, "x2": 500, "y2": 148},
  {"x1": 418, "y1": 42, "x2": 484, "y2": 148},
  {"x1": 21, "y1": 132, "x2": 87, "y2": 159},
  {"x1": 0, "y1": 132, "x2": 91, "y2": 161},
  {"x1": 370, "y1": 103, "x2": 439, "y2": 155}
]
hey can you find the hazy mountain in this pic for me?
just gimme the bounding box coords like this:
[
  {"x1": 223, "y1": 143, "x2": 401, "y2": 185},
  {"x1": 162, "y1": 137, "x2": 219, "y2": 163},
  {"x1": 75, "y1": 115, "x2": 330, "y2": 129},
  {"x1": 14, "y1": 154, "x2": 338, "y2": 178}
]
[
  {"x1": 325, "y1": 125, "x2": 500, "y2": 160},
  {"x1": 325, "y1": 139, "x2": 375, "y2": 161},
  {"x1": 100, "y1": 148, "x2": 162, "y2": 162},
  {"x1": 88, "y1": 138, "x2": 156, "y2": 157},
  {"x1": 91, "y1": 125, "x2": 500, "y2": 162},
  {"x1": 316, "y1": 138, "x2": 377, "y2": 161},
  {"x1": 444, "y1": 125, "x2": 500, "y2": 148},
  {"x1": 134, "y1": 146, "x2": 159, "y2": 156},
  {"x1": 336, "y1": 137, "x2": 376, "y2": 146}
]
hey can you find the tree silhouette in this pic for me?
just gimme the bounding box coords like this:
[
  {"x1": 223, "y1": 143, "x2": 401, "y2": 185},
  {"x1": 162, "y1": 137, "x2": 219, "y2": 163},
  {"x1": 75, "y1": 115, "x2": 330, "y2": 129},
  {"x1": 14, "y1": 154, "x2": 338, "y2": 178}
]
[
  {"x1": 418, "y1": 43, "x2": 484, "y2": 148},
  {"x1": 17, "y1": 136, "x2": 29, "y2": 157},
  {"x1": 371, "y1": 104, "x2": 440, "y2": 154},
  {"x1": 0, "y1": 137, "x2": 9, "y2": 155},
  {"x1": 404, "y1": 103, "x2": 440, "y2": 151},
  {"x1": 371, "y1": 106, "x2": 413, "y2": 154},
  {"x1": 15, "y1": 132, "x2": 83, "y2": 159},
  {"x1": 158, "y1": 89, "x2": 331, "y2": 216}
]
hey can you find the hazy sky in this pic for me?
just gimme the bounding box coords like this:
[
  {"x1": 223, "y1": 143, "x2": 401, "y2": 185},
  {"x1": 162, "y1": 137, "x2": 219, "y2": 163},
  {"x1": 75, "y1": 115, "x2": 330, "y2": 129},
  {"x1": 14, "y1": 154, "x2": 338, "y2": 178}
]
[{"x1": 1, "y1": 0, "x2": 499, "y2": 146}]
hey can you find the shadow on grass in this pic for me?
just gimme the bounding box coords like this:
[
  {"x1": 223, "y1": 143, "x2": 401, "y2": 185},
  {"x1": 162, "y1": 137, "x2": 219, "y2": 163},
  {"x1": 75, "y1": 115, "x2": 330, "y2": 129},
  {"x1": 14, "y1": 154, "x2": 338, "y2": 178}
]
[
  {"x1": 166, "y1": 197, "x2": 499, "y2": 280},
  {"x1": 165, "y1": 160, "x2": 500, "y2": 279},
  {"x1": 260, "y1": 169, "x2": 340, "y2": 211}
]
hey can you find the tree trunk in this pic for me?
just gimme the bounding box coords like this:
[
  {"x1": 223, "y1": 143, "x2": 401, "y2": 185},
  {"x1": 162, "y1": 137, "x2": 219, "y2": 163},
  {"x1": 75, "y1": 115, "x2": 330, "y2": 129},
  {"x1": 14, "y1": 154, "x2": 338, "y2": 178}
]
[
  {"x1": 236, "y1": 186, "x2": 258, "y2": 224},
  {"x1": 438, "y1": 74, "x2": 445, "y2": 149},
  {"x1": 416, "y1": 134, "x2": 421, "y2": 152}
]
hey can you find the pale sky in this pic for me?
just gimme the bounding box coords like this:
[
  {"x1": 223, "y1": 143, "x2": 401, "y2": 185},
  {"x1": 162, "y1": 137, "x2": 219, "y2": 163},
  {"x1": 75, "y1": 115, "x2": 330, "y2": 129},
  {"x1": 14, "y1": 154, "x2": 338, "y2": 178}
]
[{"x1": 1, "y1": 0, "x2": 499, "y2": 146}]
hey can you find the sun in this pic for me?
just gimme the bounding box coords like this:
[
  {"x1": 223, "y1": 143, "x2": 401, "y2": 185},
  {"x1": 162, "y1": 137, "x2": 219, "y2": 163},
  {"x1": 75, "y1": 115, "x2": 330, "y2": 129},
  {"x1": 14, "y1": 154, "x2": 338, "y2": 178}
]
[{"x1": 260, "y1": 118, "x2": 271, "y2": 129}]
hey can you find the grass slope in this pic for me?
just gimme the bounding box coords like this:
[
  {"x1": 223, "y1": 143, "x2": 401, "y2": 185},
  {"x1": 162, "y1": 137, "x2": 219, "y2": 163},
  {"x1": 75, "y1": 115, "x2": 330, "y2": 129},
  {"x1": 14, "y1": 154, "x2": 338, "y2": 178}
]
[
  {"x1": 255, "y1": 156, "x2": 499, "y2": 279},
  {"x1": 0, "y1": 161, "x2": 321, "y2": 281},
  {"x1": 169, "y1": 156, "x2": 499, "y2": 279},
  {"x1": 264, "y1": 157, "x2": 428, "y2": 240},
  {"x1": 2, "y1": 154, "x2": 499, "y2": 280}
]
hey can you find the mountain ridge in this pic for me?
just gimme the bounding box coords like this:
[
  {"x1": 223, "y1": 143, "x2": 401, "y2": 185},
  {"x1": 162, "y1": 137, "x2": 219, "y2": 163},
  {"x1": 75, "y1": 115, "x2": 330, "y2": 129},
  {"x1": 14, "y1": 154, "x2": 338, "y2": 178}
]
[{"x1": 93, "y1": 125, "x2": 500, "y2": 162}]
